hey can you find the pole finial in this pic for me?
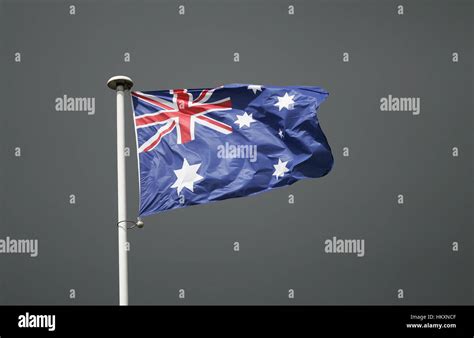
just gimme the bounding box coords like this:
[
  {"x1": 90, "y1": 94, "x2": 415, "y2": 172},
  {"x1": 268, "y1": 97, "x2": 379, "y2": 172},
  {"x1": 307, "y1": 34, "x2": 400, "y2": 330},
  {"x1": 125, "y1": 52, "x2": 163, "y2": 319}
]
[{"x1": 107, "y1": 75, "x2": 134, "y2": 91}]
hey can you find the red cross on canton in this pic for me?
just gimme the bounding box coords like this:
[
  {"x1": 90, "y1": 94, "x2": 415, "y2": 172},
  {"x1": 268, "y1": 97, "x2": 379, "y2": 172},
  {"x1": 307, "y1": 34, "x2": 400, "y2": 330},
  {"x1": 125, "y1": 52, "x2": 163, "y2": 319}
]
[{"x1": 132, "y1": 88, "x2": 233, "y2": 152}]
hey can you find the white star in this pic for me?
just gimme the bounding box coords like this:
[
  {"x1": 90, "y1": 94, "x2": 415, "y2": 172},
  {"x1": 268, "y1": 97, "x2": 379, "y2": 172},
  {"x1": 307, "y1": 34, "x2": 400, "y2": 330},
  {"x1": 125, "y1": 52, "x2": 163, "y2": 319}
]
[
  {"x1": 278, "y1": 129, "x2": 284, "y2": 139},
  {"x1": 247, "y1": 84, "x2": 262, "y2": 94},
  {"x1": 171, "y1": 158, "x2": 203, "y2": 195},
  {"x1": 234, "y1": 112, "x2": 256, "y2": 128},
  {"x1": 274, "y1": 92, "x2": 295, "y2": 111},
  {"x1": 272, "y1": 158, "x2": 290, "y2": 179}
]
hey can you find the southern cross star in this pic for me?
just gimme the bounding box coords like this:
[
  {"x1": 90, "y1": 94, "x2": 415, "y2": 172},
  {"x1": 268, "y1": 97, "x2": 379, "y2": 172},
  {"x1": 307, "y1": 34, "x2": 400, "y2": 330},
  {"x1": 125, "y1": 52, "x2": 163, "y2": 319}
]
[
  {"x1": 272, "y1": 158, "x2": 290, "y2": 179},
  {"x1": 247, "y1": 84, "x2": 262, "y2": 94},
  {"x1": 274, "y1": 92, "x2": 295, "y2": 111},
  {"x1": 235, "y1": 112, "x2": 256, "y2": 128}
]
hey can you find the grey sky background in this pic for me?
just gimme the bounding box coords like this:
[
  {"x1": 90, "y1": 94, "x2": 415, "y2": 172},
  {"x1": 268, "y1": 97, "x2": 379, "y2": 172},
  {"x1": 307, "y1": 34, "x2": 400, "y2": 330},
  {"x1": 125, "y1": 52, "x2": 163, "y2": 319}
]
[{"x1": 0, "y1": 0, "x2": 472, "y2": 305}]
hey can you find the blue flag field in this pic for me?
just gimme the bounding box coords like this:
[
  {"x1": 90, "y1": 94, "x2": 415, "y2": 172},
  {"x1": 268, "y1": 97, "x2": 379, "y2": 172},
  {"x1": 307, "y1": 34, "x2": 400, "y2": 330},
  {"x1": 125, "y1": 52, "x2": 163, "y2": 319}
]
[{"x1": 131, "y1": 83, "x2": 333, "y2": 216}]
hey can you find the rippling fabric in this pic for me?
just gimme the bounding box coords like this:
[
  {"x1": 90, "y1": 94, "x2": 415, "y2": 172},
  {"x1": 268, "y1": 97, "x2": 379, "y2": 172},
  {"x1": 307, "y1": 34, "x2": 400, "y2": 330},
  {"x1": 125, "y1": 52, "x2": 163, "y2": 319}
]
[{"x1": 131, "y1": 83, "x2": 333, "y2": 217}]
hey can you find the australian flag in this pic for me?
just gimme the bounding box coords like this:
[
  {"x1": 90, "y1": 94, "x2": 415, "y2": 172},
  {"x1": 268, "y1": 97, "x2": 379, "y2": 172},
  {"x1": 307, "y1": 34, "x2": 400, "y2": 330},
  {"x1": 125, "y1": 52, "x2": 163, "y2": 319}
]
[{"x1": 131, "y1": 83, "x2": 333, "y2": 217}]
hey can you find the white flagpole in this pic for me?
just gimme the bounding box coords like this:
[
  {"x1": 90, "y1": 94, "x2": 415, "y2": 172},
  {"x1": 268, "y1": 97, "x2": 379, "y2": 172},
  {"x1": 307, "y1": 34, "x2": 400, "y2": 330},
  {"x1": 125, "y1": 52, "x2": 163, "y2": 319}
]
[{"x1": 107, "y1": 75, "x2": 134, "y2": 306}]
